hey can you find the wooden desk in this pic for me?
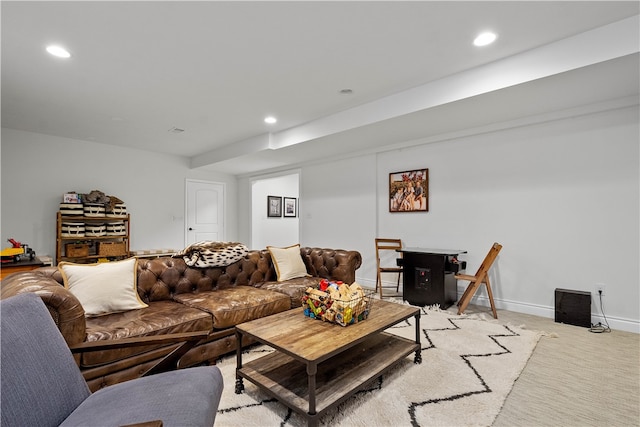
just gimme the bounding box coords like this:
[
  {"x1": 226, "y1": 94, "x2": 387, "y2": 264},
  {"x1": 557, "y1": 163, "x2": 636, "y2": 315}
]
[
  {"x1": 398, "y1": 248, "x2": 467, "y2": 308},
  {"x1": 1, "y1": 258, "x2": 46, "y2": 280}
]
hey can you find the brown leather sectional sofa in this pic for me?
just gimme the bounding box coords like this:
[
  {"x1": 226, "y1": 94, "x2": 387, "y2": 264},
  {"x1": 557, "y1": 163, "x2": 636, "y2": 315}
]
[{"x1": 1, "y1": 247, "x2": 362, "y2": 391}]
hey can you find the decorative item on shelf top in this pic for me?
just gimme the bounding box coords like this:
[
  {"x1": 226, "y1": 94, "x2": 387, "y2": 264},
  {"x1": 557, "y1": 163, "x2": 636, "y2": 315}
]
[
  {"x1": 302, "y1": 280, "x2": 373, "y2": 326},
  {"x1": 58, "y1": 190, "x2": 128, "y2": 218},
  {"x1": 63, "y1": 192, "x2": 82, "y2": 204},
  {"x1": 82, "y1": 190, "x2": 126, "y2": 216}
]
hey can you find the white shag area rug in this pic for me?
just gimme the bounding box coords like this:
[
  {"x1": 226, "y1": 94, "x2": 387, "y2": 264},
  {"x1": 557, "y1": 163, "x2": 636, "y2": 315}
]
[{"x1": 215, "y1": 305, "x2": 541, "y2": 427}]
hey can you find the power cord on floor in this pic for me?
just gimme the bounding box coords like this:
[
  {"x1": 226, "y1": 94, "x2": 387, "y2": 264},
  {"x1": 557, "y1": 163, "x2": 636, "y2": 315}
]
[{"x1": 589, "y1": 290, "x2": 611, "y2": 333}]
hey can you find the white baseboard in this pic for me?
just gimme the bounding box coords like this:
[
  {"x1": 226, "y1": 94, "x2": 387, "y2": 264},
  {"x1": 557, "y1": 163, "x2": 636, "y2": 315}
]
[
  {"x1": 356, "y1": 276, "x2": 639, "y2": 334},
  {"x1": 462, "y1": 294, "x2": 639, "y2": 334}
]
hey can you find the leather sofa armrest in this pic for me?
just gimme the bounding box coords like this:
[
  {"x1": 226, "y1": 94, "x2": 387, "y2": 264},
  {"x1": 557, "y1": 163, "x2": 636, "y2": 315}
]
[
  {"x1": 34, "y1": 265, "x2": 65, "y2": 283},
  {"x1": 69, "y1": 331, "x2": 208, "y2": 352},
  {"x1": 1, "y1": 272, "x2": 86, "y2": 346},
  {"x1": 69, "y1": 330, "x2": 209, "y2": 377},
  {"x1": 301, "y1": 248, "x2": 363, "y2": 284},
  {"x1": 331, "y1": 250, "x2": 363, "y2": 283}
]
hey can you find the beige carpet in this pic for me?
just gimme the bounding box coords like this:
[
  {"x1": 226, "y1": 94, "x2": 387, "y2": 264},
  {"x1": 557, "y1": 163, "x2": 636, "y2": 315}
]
[
  {"x1": 214, "y1": 306, "x2": 541, "y2": 426},
  {"x1": 491, "y1": 307, "x2": 640, "y2": 427}
]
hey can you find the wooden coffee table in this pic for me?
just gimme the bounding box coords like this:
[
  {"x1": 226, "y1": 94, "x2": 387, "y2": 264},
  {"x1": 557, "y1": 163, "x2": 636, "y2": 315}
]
[{"x1": 235, "y1": 299, "x2": 421, "y2": 427}]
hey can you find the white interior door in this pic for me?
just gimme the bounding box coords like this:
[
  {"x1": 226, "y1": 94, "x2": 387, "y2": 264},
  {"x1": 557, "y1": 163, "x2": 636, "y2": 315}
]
[{"x1": 186, "y1": 180, "x2": 225, "y2": 246}]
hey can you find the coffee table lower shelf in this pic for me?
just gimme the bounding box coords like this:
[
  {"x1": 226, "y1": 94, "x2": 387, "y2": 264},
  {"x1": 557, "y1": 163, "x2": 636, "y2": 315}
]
[{"x1": 237, "y1": 332, "x2": 418, "y2": 422}]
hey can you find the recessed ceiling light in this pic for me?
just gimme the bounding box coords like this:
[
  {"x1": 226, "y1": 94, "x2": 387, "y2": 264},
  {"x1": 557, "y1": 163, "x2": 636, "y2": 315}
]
[
  {"x1": 264, "y1": 116, "x2": 277, "y2": 124},
  {"x1": 473, "y1": 32, "x2": 497, "y2": 47},
  {"x1": 46, "y1": 45, "x2": 71, "y2": 58}
]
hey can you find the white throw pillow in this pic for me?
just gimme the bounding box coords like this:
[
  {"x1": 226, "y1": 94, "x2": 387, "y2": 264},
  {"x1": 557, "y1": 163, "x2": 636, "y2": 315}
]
[
  {"x1": 59, "y1": 257, "x2": 148, "y2": 317},
  {"x1": 267, "y1": 244, "x2": 309, "y2": 281}
]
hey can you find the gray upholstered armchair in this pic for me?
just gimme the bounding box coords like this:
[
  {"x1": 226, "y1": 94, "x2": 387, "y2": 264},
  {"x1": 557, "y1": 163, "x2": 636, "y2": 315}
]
[{"x1": 0, "y1": 293, "x2": 223, "y2": 427}]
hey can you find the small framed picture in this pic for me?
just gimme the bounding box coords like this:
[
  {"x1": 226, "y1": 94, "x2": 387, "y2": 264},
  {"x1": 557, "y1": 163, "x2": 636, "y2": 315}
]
[
  {"x1": 267, "y1": 196, "x2": 282, "y2": 217},
  {"x1": 389, "y1": 168, "x2": 429, "y2": 212},
  {"x1": 283, "y1": 197, "x2": 297, "y2": 217}
]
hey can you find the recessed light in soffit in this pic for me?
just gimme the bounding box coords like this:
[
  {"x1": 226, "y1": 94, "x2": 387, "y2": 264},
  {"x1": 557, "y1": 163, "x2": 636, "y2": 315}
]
[
  {"x1": 473, "y1": 32, "x2": 497, "y2": 47},
  {"x1": 46, "y1": 45, "x2": 71, "y2": 58}
]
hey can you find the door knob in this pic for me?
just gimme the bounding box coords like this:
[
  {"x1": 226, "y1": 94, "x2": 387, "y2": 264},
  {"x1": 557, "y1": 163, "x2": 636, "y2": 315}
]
[{"x1": 188, "y1": 227, "x2": 193, "y2": 231}]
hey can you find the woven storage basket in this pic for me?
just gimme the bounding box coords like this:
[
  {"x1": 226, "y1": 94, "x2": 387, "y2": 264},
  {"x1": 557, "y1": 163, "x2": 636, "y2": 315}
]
[
  {"x1": 61, "y1": 222, "x2": 85, "y2": 238},
  {"x1": 84, "y1": 203, "x2": 106, "y2": 217},
  {"x1": 85, "y1": 223, "x2": 106, "y2": 237},
  {"x1": 59, "y1": 203, "x2": 84, "y2": 216},
  {"x1": 106, "y1": 221, "x2": 126, "y2": 236},
  {"x1": 66, "y1": 243, "x2": 89, "y2": 258},
  {"x1": 97, "y1": 242, "x2": 127, "y2": 256},
  {"x1": 106, "y1": 203, "x2": 127, "y2": 218}
]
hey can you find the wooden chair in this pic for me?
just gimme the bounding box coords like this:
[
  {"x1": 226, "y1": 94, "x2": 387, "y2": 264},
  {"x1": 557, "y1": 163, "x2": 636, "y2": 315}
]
[
  {"x1": 455, "y1": 242, "x2": 502, "y2": 318},
  {"x1": 375, "y1": 238, "x2": 403, "y2": 299}
]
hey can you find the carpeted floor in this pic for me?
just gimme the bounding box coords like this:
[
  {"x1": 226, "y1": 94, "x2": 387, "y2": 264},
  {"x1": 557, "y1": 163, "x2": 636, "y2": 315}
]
[
  {"x1": 490, "y1": 307, "x2": 640, "y2": 427},
  {"x1": 214, "y1": 305, "x2": 541, "y2": 426}
]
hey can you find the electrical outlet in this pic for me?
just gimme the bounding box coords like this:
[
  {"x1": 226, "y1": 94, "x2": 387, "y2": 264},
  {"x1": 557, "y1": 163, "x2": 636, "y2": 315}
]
[{"x1": 595, "y1": 283, "x2": 606, "y2": 297}]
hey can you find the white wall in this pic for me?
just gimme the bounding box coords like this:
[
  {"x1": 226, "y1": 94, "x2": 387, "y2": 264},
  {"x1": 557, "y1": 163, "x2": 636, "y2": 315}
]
[
  {"x1": 289, "y1": 105, "x2": 638, "y2": 332},
  {"x1": 3, "y1": 103, "x2": 638, "y2": 332},
  {"x1": 1, "y1": 128, "x2": 238, "y2": 258},
  {"x1": 300, "y1": 154, "x2": 377, "y2": 254},
  {"x1": 250, "y1": 172, "x2": 299, "y2": 250},
  {"x1": 377, "y1": 106, "x2": 639, "y2": 329}
]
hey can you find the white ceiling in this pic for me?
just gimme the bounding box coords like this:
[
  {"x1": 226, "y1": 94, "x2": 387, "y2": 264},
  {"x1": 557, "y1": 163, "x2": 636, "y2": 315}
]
[{"x1": 2, "y1": 1, "x2": 639, "y2": 176}]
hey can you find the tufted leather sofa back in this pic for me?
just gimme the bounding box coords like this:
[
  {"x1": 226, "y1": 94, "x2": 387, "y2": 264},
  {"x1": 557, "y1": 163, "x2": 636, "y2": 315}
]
[
  {"x1": 6, "y1": 247, "x2": 362, "y2": 306},
  {"x1": 136, "y1": 247, "x2": 361, "y2": 303},
  {"x1": 135, "y1": 252, "x2": 271, "y2": 302}
]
